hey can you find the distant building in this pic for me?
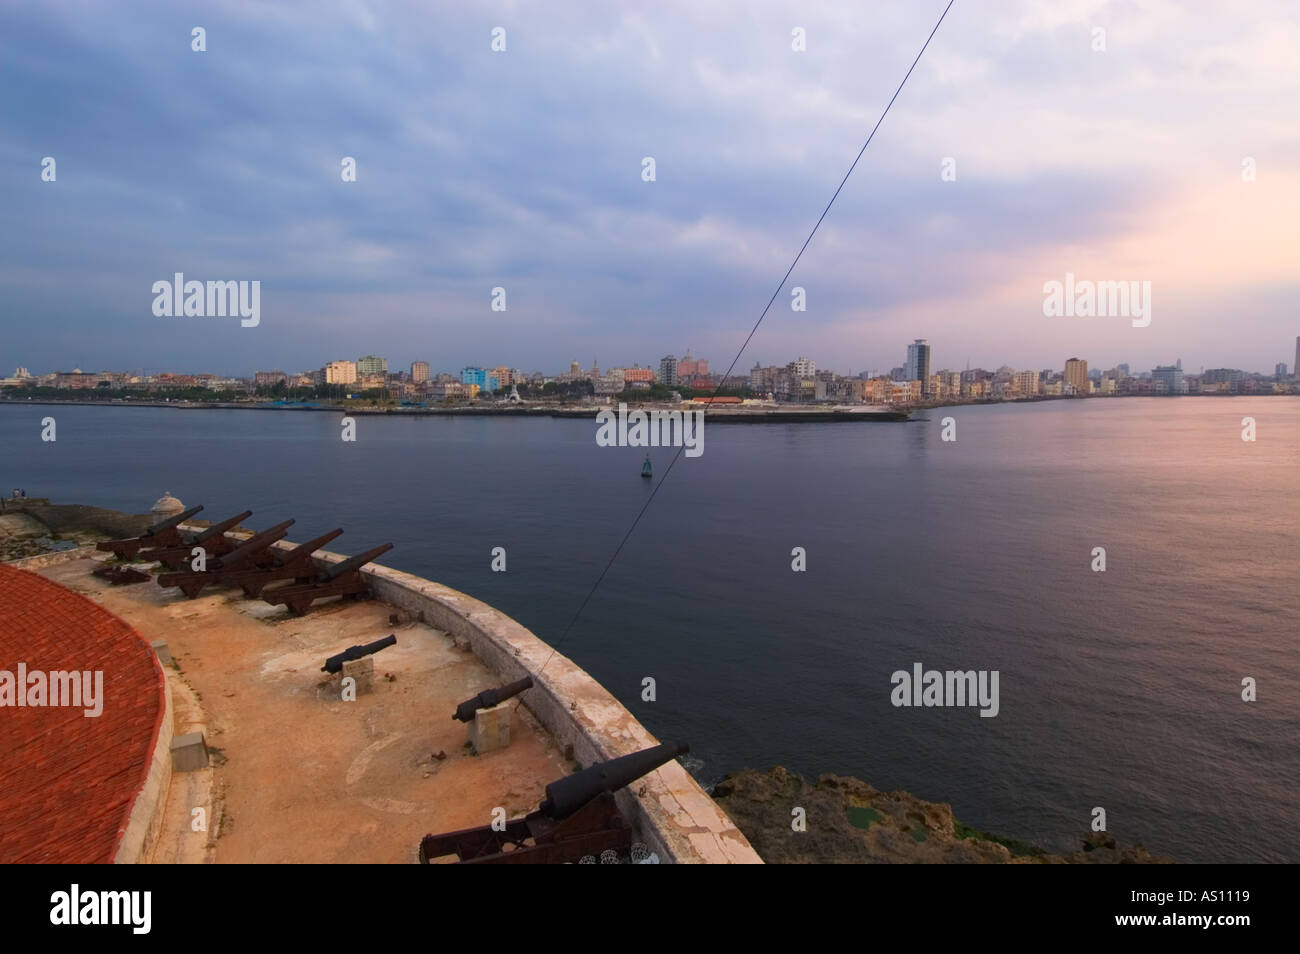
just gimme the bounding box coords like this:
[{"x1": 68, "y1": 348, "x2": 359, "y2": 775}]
[
  {"x1": 905, "y1": 340, "x2": 931, "y2": 391},
  {"x1": 325, "y1": 361, "x2": 357, "y2": 385},
  {"x1": 678, "y1": 353, "x2": 709, "y2": 385},
  {"x1": 254, "y1": 370, "x2": 287, "y2": 387},
  {"x1": 1151, "y1": 365, "x2": 1183, "y2": 394},
  {"x1": 357, "y1": 355, "x2": 387, "y2": 376},
  {"x1": 430, "y1": 381, "x2": 468, "y2": 401},
  {"x1": 616, "y1": 367, "x2": 652, "y2": 391},
  {"x1": 1064, "y1": 358, "x2": 1088, "y2": 395},
  {"x1": 659, "y1": 355, "x2": 678, "y2": 387},
  {"x1": 789, "y1": 356, "x2": 816, "y2": 378},
  {"x1": 411, "y1": 361, "x2": 430, "y2": 383},
  {"x1": 1203, "y1": 368, "x2": 1243, "y2": 384},
  {"x1": 1014, "y1": 370, "x2": 1039, "y2": 396},
  {"x1": 53, "y1": 371, "x2": 98, "y2": 389},
  {"x1": 1276, "y1": 362, "x2": 1288, "y2": 379}
]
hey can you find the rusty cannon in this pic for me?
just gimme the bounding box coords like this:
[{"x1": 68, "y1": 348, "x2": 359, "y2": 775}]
[
  {"x1": 321, "y1": 634, "x2": 397, "y2": 674},
  {"x1": 96, "y1": 505, "x2": 204, "y2": 559},
  {"x1": 452, "y1": 676, "x2": 534, "y2": 722},
  {"x1": 156, "y1": 519, "x2": 296, "y2": 598},
  {"x1": 417, "y1": 741, "x2": 688, "y2": 864},
  {"x1": 261, "y1": 542, "x2": 392, "y2": 616},
  {"x1": 148, "y1": 510, "x2": 254, "y2": 570},
  {"x1": 219, "y1": 527, "x2": 343, "y2": 598}
]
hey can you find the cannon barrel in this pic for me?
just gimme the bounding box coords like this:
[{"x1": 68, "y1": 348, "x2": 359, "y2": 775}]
[
  {"x1": 145, "y1": 505, "x2": 203, "y2": 536},
  {"x1": 538, "y1": 741, "x2": 688, "y2": 820},
  {"x1": 321, "y1": 634, "x2": 397, "y2": 673},
  {"x1": 218, "y1": 519, "x2": 295, "y2": 569},
  {"x1": 319, "y1": 542, "x2": 393, "y2": 582},
  {"x1": 193, "y1": 510, "x2": 254, "y2": 542},
  {"x1": 280, "y1": 527, "x2": 343, "y2": 563},
  {"x1": 452, "y1": 675, "x2": 534, "y2": 722}
]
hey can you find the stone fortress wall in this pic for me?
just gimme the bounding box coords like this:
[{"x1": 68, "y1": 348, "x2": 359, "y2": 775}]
[{"x1": 284, "y1": 539, "x2": 762, "y2": 864}]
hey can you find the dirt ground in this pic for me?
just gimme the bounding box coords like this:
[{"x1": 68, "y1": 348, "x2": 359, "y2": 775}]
[{"x1": 38, "y1": 558, "x2": 571, "y2": 863}]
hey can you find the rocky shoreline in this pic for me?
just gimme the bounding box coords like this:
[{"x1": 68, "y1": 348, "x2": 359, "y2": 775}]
[{"x1": 712, "y1": 766, "x2": 1173, "y2": 864}]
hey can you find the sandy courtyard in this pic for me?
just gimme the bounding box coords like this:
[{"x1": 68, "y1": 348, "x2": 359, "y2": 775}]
[{"x1": 38, "y1": 557, "x2": 571, "y2": 863}]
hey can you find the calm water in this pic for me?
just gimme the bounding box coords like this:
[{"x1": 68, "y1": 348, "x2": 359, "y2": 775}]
[{"x1": 3, "y1": 398, "x2": 1297, "y2": 862}]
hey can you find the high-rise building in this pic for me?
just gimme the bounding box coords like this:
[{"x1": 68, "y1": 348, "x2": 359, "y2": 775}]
[
  {"x1": 461, "y1": 367, "x2": 486, "y2": 387},
  {"x1": 325, "y1": 360, "x2": 357, "y2": 384},
  {"x1": 1015, "y1": 370, "x2": 1039, "y2": 396},
  {"x1": 1151, "y1": 365, "x2": 1183, "y2": 394},
  {"x1": 357, "y1": 355, "x2": 387, "y2": 376},
  {"x1": 659, "y1": 355, "x2": 678, "y2": 387},
  {"x1": 789, "y1": 356, "x2": 816, "y2": 377},
  {"x1": 905, "y1": 340, "x2": 931, "y2": 391},
  {"x1": 411, "y1": 361, "x2": 430, "y2": 383},
  {"x1": 678, "y1": 353, "x2": 709, "y2": 380},
  {"x1": 1275, "y1": 362, "x2": 1287, "y2": 379},
  {"x1": 1294, "y1": 337, "x2": 1299, "y2": 379},
  {"x1": 1064, "y1": 358, "x2": 1088, "y2": 395}
]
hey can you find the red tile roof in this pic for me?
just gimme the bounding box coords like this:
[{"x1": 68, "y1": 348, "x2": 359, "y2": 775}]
[{"x1": 0, "y1": 563, "x2": 165, "y2": 863}]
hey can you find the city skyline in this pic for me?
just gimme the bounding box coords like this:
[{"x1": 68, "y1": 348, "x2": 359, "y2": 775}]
[
  {"x1": 5, "y1": 335, "x2": 1295, "y2": 383},
  {"x1": 3, "y1": 1, "x2": 1299, "y2": 376}
]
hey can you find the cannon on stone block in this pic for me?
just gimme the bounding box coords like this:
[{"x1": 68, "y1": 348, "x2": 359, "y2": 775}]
[
  {"x1": 417, "y1": 741, "x2": 688, "y2": 864},
  {"x1": 452, "y1": 676, "x2": 534, "y2": 722},
  {"x1": 218, "y1": 527, "x2": 343, "y2": 598},
  {"x1": 96, "y1": 505, "x2": 204, "y2": 559},
  {"x1": 321, "y1": 634, "x2": 397, "y2": 674},
  {"x1": 261, "y1": 541, "x2": 392, "y2": 616},
  {"x1": 148, "y1": 510, "x2": 254, "y2": 570},
  {"x1": 155, "y1": 519, "x2": 295, "y2": 598}
]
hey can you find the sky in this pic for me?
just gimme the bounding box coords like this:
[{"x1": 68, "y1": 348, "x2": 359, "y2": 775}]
[{"x1": 1, "y1": 0, "x2": 1298, "y2": 378}]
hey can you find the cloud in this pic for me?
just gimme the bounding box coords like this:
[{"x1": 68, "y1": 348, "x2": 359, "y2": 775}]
[{"x1": 1, "y1": 0, "x2": 1297, "y2": 376}]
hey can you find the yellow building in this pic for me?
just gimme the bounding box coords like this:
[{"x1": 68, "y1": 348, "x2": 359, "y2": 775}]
[
  {"x1": 1015, "y1": 370, "x2": 1040, "y2": 396},
  {"x1": 325, "y1": 360, "x2": 357, "y2": 384},
  {"x1": 1064, "y1": 358, "x2": 1088, "y2": 395}
]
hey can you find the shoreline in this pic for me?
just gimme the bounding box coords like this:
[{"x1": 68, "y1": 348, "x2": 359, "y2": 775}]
[
  {"x1": 0, "y1": 398, "x2": 911, "y2": 423},
  {"x1": 4, "y1": 391, "x2": 1293, "y2": 422}
]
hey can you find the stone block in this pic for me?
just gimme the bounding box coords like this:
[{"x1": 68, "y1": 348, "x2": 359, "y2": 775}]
[
  {"x1": 150, "y1": 639, "x2": 173, "y2": 667},
  {"x1": 170, "y1": 732, "x2": 209, "y2": 772},
  {"x1": 469, "y1": 702, "x2": 512, "y2": 754},
  {"x1": 342, "y1": 656, "x2": 374, "y2": 696}
]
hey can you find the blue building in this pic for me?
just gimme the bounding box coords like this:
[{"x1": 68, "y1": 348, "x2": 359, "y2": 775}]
[{"x1": 461, "y1": 367, "x2": 499, "y2": 394}]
